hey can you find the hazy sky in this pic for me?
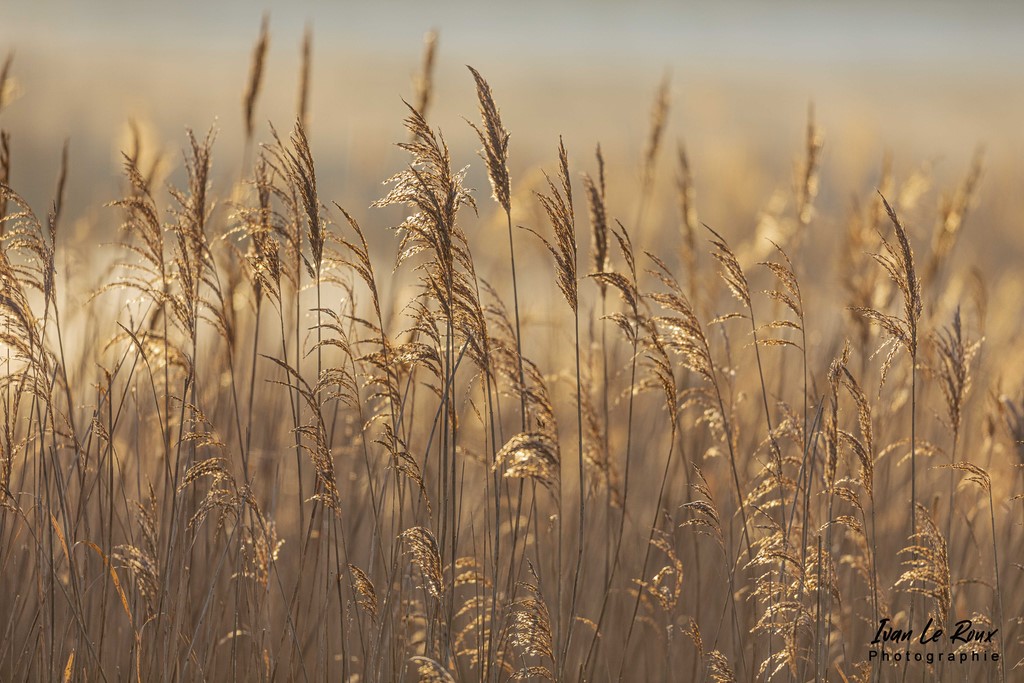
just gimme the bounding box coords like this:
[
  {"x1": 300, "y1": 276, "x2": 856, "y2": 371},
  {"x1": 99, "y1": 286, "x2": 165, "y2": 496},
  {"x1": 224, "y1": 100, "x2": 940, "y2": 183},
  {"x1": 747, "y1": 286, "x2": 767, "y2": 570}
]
[
  {"x1": 6, "y1": 1, "x2": 1024, "y2": 66},
  {"x1": 3, "y1": 1, "x2": 1023, "y2": 239}
]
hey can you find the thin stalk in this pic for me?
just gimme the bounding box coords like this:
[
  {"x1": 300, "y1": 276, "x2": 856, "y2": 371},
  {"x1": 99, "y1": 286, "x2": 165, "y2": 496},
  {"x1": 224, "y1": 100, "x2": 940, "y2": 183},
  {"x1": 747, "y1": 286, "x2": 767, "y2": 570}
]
[
  {"x1": 582, "y1": 331, "x2": 637, "y2": 678},
  {"x1": 617, "y1": 430, "x2": 676, "y2": 682},
  {"x1": 987, "y1": 486, "x2": 1005, "y2": 683},
  {"x1": 559, "y1": 302, "x2": 585, "y2": 677}
]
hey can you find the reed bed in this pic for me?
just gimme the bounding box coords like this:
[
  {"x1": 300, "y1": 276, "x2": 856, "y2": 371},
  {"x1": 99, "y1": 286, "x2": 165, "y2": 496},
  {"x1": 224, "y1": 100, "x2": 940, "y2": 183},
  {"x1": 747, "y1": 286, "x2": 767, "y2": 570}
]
[{"x1": 0, "y1": 25, "x2": 1021, "y2": 682}]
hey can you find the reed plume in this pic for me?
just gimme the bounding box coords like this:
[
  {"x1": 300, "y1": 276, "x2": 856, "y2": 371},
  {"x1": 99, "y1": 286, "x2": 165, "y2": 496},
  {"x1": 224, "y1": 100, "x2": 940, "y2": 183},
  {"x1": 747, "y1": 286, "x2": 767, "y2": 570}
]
[
  {"x1": 298, "y1": 25, "x2": 312, "y2": 131},
  {"x1": 243, "y1": 14, "x2": 269, "y2": 145},
  {"x1": 415, "y1": 31, "x2": 439, "y2": 122},
  {"x1": 0, "y1": 52, "x2": 13, "y2": 113}
]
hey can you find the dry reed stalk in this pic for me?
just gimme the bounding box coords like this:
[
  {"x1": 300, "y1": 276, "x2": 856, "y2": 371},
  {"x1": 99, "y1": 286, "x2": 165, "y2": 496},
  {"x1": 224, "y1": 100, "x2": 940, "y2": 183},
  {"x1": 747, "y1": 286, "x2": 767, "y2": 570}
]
[
  {"x1": 582, "y1": 221, "x2": 643, "y2": 679},
  {"x1": 675, "y1": 143, "x2": 698, "y2": 302},
  {"x1": 853, "y1": 194, "x2": 922, "y2": 386},
  {"x1": 931, "y1": 308, "x2": 980, "y2": 543},
  {"x1": 411, "y1": 655, "x2": 456, "y2": 683},
  {"x1": 583, "y1": 148, "x2": 609, "y2": 287},
  {"x1": 616, "y1": 326, "x2": 680, "y2": 679},
  {"x1": 707, "y1": 225, "x2": 786, "y2": 532},
  {"x1": 636, "y1": 73, "x2": 670, "y2": 231},
  {"x1": 0, "y1": 52, "x2": 13, "y2": 114},
  {"x1": 851, "y1": 195, "x2": 923, "y2": 596},
  {"x1": 275, "y1": 121, "x2": 323, "y2": 279},
  {"x1": 795, "y1": 104, "x2": 823, "y2": 227},
  {"x1": 530, "y1": 137, "x2": 588, "y2": 675},
  {"x1": 467, "y1": 66, "x2": 524, "y2": 434},
  {"x1": 944, "y1": 461, "x2": 1004, "y2": 682},
  {"x1": 835, "y1": 357, "x2": 882, "y2": 634},
  {"x1": 376, "y1": 100, "x2": 477, "y2": 664},
  {"x1": 582, "y1": 146, "x2": 614, "y2": 599},
  {"x1": 243, "y1": 14, "x2": 269, "y2": 145},
  {"x1": 707, "y1": 649, "x2": 738, "y2": 683},
  {"x1": 298, "y1": 26, "x2": 312, "y2": 131},
  {"x1": 841, "y1": 159, "x2": 892, "y2": 376},
  {"x1": 493, "y1": 431, "x2": 560, "y2": 495},
  {"x1": 645, "y1": 249, "x2": 755, "y2": 678},
  {"x1": 925, "y1": 150, "x2": 983, "y2": 287},
  {"x1": 895, "y1": 504, "x2": 950, "y2": 624},
  {"x1": 415, "y1": 31, "x2": 439, "y2": 123},
  {"x1": 534, "y1": 138, "x2": 579, "y2": 311},
  {"x1": 0, "y1": 131, "x2": 10, "y2": 233},
  {"x1": 508, "y1": 574, "x2": 555, "y2": 680}
]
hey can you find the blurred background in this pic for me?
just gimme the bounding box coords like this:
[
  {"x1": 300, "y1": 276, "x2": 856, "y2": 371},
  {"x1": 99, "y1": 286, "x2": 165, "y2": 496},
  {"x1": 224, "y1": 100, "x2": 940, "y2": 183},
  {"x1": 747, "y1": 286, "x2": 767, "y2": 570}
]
[{"x1": 2, "y1": 0, "x2": 1023, "y2": 281}]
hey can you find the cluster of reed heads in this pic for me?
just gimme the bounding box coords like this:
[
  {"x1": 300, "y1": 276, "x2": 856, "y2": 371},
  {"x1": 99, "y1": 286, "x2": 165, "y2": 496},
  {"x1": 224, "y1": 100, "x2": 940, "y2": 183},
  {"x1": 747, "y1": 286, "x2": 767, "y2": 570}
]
[{"x1": 1, "y1": 22, "x2": 1021, "y2": 683}]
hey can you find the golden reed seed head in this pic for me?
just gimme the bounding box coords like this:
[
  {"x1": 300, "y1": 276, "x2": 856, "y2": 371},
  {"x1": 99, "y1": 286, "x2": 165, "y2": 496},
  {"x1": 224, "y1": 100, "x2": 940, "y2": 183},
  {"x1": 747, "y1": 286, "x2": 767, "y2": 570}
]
[{"x1": 467, "y1": 65, "x2": 511, "y2": 214}]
